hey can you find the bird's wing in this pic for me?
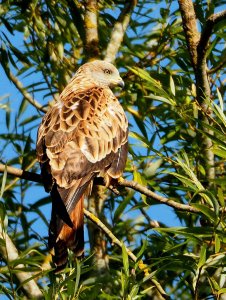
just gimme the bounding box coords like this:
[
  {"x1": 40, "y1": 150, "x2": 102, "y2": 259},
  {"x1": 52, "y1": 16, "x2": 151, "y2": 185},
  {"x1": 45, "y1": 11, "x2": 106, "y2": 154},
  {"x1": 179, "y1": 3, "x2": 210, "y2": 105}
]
[{"x1": 37, "y1": 86, "x2": 128, "y2": 212}]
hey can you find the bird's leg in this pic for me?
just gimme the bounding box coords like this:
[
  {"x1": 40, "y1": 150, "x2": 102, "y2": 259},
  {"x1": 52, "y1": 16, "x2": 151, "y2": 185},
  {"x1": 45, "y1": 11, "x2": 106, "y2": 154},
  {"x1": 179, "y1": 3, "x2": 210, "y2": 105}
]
[{"x1": 106, "y1": 176, "x2": 122, "y2": 195}]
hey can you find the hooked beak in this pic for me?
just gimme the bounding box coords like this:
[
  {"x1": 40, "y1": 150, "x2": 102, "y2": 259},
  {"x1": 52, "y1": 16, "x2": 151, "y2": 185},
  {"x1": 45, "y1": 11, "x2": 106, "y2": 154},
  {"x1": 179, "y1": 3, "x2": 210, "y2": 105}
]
[
  {"x1": 110, "y1": 77, "x2": 125, "y2": 89},
  {"x1": 117, "y1": 77, "x2": 125, "y2": 89}
]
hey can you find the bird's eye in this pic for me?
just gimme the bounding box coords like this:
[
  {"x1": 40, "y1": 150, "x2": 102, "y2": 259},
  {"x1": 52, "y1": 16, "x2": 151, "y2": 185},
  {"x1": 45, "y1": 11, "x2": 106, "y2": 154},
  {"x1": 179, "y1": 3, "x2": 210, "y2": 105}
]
[{"x1": 104, "y1": 69, "x2": 112, "y2": 74}]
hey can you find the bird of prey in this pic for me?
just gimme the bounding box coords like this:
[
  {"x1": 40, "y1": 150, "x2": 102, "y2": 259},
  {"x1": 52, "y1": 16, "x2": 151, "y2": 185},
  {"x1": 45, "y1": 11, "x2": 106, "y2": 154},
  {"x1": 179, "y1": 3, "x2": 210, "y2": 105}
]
[{"x1": 36, "y1": 60, "x2": 128, "y2": 271}]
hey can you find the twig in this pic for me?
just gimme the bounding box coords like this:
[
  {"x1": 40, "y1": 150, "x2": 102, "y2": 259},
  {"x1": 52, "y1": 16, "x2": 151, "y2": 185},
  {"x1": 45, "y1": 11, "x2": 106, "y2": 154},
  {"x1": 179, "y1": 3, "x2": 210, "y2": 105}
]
[
  {"x1": 84, "y1": 0, "x2": 99, "y2": 59},
  {"x1": 0, "y1": 164, "x2": 198, "y2": 213},
  {"x1": 84, "y1": 208, "x2": 170, "y2": 300},
  {"x1": 208, "y1": 56, "x2": 226, "y2": 74},
  {"x1": 0, "y1": 224, "x2": 43, "y2": 299},
  {"x1": 197, "y1": 10, "x2": 226, "y2": 64},
  {"x1": 104, "y1": 1, "x2": 136, "y2": 63},
  {"x1": 8, "y1": 71, "x2": 47, "y2": 113}
]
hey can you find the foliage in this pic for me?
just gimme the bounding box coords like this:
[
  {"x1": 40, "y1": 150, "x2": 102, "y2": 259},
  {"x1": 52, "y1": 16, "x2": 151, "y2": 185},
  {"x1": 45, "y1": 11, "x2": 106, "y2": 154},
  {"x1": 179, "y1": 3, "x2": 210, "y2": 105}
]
[{"x1": 0, "y1": 0, "x2": 226, "y2": 299}]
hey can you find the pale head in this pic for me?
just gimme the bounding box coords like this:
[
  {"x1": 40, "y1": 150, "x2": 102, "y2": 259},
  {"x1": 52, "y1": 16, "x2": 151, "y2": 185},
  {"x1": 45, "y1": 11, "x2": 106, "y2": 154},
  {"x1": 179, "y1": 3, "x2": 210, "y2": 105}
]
[{"x1": 76, "y1": 60, "x2": 124, "y2": 89}]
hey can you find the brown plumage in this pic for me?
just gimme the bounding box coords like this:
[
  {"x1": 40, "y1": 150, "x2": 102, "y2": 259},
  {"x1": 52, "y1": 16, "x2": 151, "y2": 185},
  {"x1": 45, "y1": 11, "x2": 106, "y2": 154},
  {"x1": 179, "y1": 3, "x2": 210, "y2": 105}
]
[{"x1": 36, "y1": 60, "x2": 128, "y2": 271}]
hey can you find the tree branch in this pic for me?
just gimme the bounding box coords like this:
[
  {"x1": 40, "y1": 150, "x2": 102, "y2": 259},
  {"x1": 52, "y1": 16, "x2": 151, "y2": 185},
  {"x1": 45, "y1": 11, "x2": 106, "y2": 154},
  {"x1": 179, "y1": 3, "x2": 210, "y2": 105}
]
[
  {"x1": 8, "y1": 71, "x2": 47, "y2": 113},
  {"x1": 84, "y1": 0, "x2": 99, "y2": 60},
  {"x1": 0, "y1": 163, "x2": 198, "y2": 213},
  {"x1": 0, "y1": 225, "x2": 43, "y2": 299},
  {"x1": 178, "y1": 0, "x2": 200, "y2": 68},
  {"x1": 178, "y1": 0, "x2": 216, "y2": 183},
  {"x1": 104, "y1": 2, "x2": 136, "y2": 63}
]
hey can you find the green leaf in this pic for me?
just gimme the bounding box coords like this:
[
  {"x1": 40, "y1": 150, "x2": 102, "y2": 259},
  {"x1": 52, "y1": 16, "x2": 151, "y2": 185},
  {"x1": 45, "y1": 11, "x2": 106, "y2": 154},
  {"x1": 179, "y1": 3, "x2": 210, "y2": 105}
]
[
  {"x1": 216, "y1": 88, "x2": 224, "y2": 111},
  {"x1": 170, "y1": 75, "x2": 175, "y2": 96},
  {"x1": 215, "y1": 234, "x2": 221, "y2": 253},
  {"x1": 218, "y1": 288, "x2": 226, "y2": 296},
  {"x1": 217, "y1": 188, "x2": 225, "y2": 207},
  {"x1": 19, "y1": 115, "x2": 40, "y2": 126},
  {"x1": 191, "y1": 203, "x2": 217, "y2": 223},
  {"x1": 213, "y1": 147, "x2": 226, "y2": 159},
  {"x1": 0, "y1": 165, "x2": 7, "y2": 199},
  {"x1": 122, "y1": 243, "x2": 129, "y2": 277},
  {"x1": 114, "y1": 191, "x2": 134, "y2": 222},
  {"x1": 197, "y1": 245, "x2": 207, "y2": 268},
  {"x1": 129, "y1": 284, "x2": 139, "y2": 298}
]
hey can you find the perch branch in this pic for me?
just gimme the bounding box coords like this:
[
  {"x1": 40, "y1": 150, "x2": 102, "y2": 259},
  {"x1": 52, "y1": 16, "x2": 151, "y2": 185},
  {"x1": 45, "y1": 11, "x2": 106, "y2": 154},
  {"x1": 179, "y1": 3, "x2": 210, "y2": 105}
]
[
  {"x1": 0, "y1": 164, "x2": 198, "y2": 213},
  {"x1": 118, "y1": 179, "x2": 198, "y2": 213},
  {"x1": 2, "y1": 160, "x2": 38, "y2": 192},
  {"x1": 8, "y1": 71, "x2": 47, "y2": 113},
  {"x1": 104, "y1": 1, "x2": 136, "y2": 63},
  {"x1": 0, "y1": 224, "x2": 43, "y2": 299},
  {"x1": 84, "y1": 0, "x2": 99, "y2": 59}
]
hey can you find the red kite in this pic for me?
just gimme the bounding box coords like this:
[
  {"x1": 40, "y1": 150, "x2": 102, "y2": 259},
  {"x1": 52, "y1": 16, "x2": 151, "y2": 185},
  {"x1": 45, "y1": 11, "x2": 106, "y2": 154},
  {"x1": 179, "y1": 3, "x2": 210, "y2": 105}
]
[{"x1": 36, "y1": 60, "x2": 128, "y2": 270}]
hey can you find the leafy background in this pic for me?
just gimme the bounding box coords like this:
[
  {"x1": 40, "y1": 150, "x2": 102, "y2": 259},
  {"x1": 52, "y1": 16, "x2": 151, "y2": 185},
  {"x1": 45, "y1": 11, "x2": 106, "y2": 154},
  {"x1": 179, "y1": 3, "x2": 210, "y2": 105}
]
[{"x1": 0, "y1": 0, "x2": 226, "y2": 299}]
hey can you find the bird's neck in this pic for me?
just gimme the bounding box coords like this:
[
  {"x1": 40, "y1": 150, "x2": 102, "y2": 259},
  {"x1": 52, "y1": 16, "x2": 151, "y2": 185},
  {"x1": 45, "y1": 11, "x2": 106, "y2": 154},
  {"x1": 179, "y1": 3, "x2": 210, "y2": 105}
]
[{"x1": 60, "y1": 74, "x2": 97, "y2": 102}]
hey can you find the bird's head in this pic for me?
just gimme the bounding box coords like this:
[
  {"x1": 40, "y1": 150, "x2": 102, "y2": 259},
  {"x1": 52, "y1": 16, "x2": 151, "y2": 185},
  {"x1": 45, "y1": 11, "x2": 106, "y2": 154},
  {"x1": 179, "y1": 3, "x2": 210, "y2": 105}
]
[{"x1": 78, "y1": 60, "x2": 124, "y2": 89}]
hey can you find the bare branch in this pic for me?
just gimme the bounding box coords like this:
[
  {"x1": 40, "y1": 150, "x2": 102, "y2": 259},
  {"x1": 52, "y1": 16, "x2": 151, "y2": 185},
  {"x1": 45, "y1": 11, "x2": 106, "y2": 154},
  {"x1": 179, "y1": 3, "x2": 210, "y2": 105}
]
[
  {"x1": 0, "y1": 163, "x2": 41, "y2": 184},
  {"x1": 8, "y1": 71, "x2": 47, "y2": 113},
  {"x1": 0, "y1": 225, "x2": 43, "y2": 299},
  {"x1": 0, "y1": 160, "x2": 39, "y2": 193},
  {"x1": 104, "y1": 2, "x2": 136, "y2": 63},
  {"x1": 84, "y1": 0, "x2": 99, "y2": 59},
  {"x1": 178, "y1": 0, "x2": 200, "y2": 67},
  {"x1": 84, "y1": 208, "x2": 170, "y2": 300},
  {"x1": 0, "y1": 164, "x2": 198, "y2": 213}
]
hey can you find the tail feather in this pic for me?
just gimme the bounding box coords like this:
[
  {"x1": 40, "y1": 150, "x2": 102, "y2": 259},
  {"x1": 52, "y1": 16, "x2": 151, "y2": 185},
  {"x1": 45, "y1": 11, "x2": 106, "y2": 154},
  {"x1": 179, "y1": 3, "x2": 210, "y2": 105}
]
[
  {"x1": 52, "y1": 197, "x2": 84, "y2": 272},
  {"x1": 58, "y1": 195, "x2": 84, "y2": 255},
  {"x1": 49, "y1": 186, "x2": 85, "y2": 271},
  {"x1": 53, "y1": 239, "x2": 68, "y2": 272}
]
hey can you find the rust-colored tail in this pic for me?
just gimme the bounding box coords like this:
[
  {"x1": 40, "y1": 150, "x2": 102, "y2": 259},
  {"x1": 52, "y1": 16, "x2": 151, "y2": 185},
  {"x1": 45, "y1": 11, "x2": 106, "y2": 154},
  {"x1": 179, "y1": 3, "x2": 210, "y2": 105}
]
[
  {"x1": 48, "y1": 185, "x2": 85, "y2": 272},
  {"x1": 54, "y1": 196, "x2": 84, "y2": 271}
]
